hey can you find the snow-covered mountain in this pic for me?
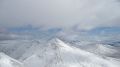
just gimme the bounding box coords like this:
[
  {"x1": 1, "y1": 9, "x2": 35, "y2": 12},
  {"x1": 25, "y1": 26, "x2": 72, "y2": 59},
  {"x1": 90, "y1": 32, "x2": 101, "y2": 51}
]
[
  {"x1": 72, "y1": 42, "x2": 117, "y2": 56},
  {"x1": 0, "y1": 52, "x2": 23, "y2": 67},
  {"x1": 69, "y1": 40, "x2": 120, "y2": 58},
  {"x1": 0, "y1": 38, "x2": 120, "y2": 67},
  {"x1": 23, "y1": 39, "x2": 120, "y2": 67},
  {"x1": 0, "y1": 40, "x2": 36, "y2": 60}
]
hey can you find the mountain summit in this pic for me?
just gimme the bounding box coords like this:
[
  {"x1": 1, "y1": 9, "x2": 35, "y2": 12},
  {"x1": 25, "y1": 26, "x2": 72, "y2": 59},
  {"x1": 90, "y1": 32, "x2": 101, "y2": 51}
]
[{"x1": 23, "y1": 38, "x2": 120, "y2": 67}]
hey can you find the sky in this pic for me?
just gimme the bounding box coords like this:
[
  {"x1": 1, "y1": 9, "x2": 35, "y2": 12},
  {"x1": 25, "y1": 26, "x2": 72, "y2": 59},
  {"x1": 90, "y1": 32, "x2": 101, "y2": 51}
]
[{"x1": 0, "y1": 0, "x2": 120, "y2": 30}]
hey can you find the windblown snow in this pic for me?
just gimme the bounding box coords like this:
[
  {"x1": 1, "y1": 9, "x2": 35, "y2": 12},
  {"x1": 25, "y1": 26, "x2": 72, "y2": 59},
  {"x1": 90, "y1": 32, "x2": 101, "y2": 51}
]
[{"x1": 0, "y1": 38, "x2": 120, "y2": 67}]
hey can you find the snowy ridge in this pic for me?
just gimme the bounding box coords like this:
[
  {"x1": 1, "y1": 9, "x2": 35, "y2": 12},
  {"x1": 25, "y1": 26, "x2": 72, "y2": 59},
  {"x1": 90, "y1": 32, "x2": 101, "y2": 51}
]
[
  {"x1": 0, "y1": 52, "x2": 23, "y2": 67},
  {"x1": 23, "y1": 38, "x2": 120, "y2": 67},
  {"x1": 71, "y1": 41, "x2": 118, "y2": 57},
  {"x1": 95, "y1": 44, "x2": 117, "y2": 55},
  {"x1": 0, "y1": 38, "x2": 120, "y2": 67}
]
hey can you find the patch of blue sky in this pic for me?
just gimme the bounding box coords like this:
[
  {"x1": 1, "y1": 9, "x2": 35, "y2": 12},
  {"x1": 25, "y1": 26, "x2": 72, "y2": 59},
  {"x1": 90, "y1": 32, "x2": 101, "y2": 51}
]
[{"x1": 87, "y1": 27, "x2": 120, "y2": 35}]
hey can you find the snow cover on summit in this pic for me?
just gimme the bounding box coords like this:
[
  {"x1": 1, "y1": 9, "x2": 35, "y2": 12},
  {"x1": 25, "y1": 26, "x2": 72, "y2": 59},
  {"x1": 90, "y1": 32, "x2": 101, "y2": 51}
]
[
  {"x1": 0, "y1": 38, "x2": 120, "y2": 67},
  {"x1": 23, "y1": 39, "x2": 120, "y2": 67}
]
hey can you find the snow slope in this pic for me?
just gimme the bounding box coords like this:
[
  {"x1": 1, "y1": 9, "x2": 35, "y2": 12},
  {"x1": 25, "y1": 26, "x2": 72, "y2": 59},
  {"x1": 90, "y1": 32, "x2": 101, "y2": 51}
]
[
  {"x1": 0, "y1": 40, "x2": 41, "y2": 60},
  {"x1": 0, "y1": 52, "x2": 23, "y2": 67},
  {"x1": 70, "y1": 41, "x2": 118, "y2": 57},
  {"x1": 23, "y1": 39, "x2": 120, "y2": 67}
]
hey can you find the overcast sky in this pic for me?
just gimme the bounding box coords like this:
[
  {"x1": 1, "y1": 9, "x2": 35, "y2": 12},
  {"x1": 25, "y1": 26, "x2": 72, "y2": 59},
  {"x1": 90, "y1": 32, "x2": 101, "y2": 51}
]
[{"x1": 0, "y1": 0, "x2": 120, "y2": 30}]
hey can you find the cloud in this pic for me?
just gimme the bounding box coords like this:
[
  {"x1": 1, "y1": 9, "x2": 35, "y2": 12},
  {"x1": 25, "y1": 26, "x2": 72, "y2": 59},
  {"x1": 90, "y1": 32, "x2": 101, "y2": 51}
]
[{"x1": 0, "y1": 0, "x2": 120, "y2": 30}]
